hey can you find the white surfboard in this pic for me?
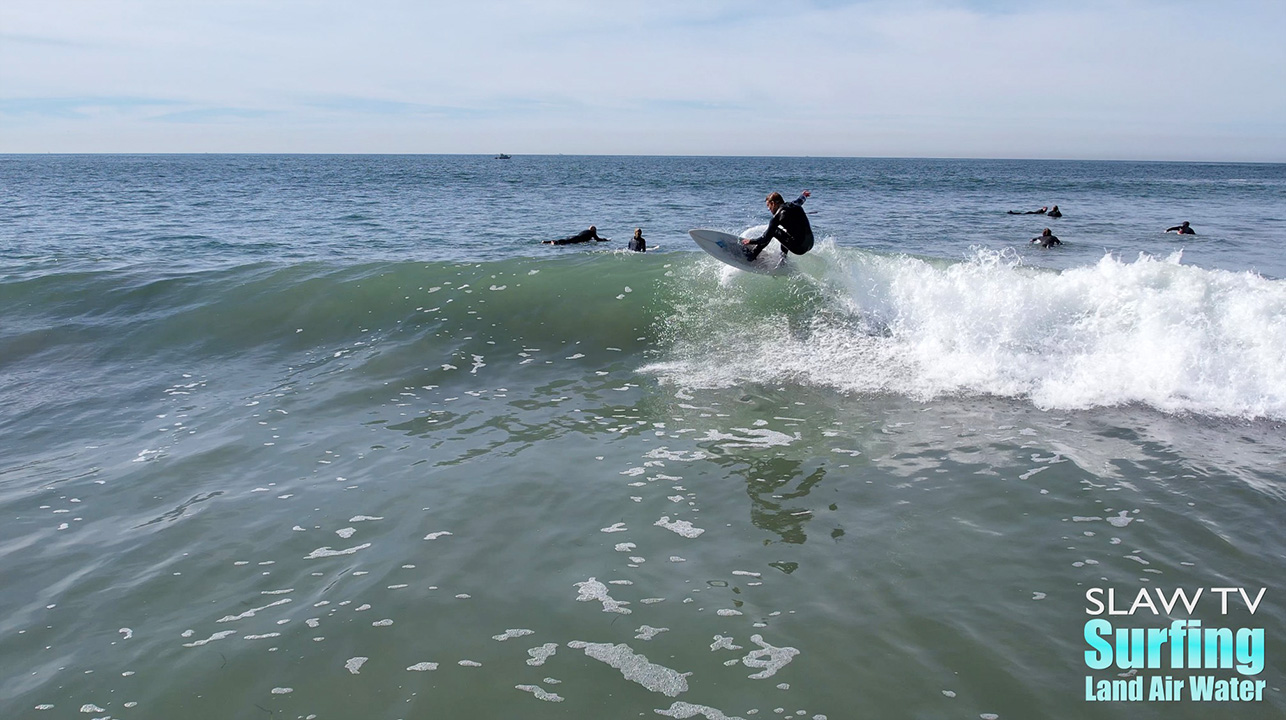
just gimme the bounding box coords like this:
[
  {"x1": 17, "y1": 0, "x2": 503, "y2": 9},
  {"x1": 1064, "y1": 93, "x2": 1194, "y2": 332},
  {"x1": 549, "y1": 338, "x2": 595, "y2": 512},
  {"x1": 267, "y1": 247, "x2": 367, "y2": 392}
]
[{"x1": 688, "y1": 229, "x2": 789, "y2": 275}]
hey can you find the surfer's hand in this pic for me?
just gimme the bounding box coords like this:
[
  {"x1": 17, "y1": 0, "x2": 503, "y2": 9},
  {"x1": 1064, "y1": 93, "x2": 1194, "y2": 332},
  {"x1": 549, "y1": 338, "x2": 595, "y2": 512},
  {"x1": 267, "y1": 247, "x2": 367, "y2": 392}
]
[{"x1": 739, "y1": 238, "x2": 751, "y2": 245}]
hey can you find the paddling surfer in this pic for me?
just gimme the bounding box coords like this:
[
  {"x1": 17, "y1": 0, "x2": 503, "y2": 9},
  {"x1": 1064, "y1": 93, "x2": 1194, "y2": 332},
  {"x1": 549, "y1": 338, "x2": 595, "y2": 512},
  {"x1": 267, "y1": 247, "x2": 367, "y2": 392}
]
[{"x1": 543, "y1": 226, "x2": 610, "y2": 245}]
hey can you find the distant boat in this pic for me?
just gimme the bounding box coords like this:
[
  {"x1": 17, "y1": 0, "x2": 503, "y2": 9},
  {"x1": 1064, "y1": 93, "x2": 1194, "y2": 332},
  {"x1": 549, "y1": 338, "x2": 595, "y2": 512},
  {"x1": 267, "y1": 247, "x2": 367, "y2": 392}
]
[{"x1": 494, "y1": 153, "x2": 511, "y2": 160}]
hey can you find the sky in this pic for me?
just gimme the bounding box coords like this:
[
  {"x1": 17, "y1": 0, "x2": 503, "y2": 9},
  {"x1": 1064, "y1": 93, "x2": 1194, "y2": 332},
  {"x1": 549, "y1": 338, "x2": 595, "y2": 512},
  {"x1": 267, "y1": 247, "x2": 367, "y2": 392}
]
[{"x1": 2, "y1": 0, "x2": 1284, "y2": 160}]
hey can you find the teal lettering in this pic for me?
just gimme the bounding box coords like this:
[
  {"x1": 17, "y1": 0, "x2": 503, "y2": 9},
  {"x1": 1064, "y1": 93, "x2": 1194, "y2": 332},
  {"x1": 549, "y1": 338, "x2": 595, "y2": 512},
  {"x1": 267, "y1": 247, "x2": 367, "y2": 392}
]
[{"x1": 1084, "y1": 619, "x2": 1112, "y2": 669}]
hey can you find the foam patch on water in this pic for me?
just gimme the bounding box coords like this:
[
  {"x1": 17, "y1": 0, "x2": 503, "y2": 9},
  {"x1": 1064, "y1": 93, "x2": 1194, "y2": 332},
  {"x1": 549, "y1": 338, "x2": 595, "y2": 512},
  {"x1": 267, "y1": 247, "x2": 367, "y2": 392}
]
[
  {"x1": 183, "y1": 630, "x2": 236, "y2": 647},
  {"x1": 526, "y1": 643, "x2": 558, "y2": 666},
  {"x1": 574, "y1": 577, "x2": 631, "y2": 614},
  {"x1": 216, "y1": 598, "x2": 292, "y2": 623},
  {"x1": 566, "y1": 641, "x2": 690, "y2": 697},
  {"x1": 711, "y1": 635, "x2": 743, "y2": 652},
  {"x1": 516, "y1": 684, "x2": 564, "y2": 702},
  {"x1": 655, "y1": 701, "x2": 746, "y2": 720},
  {"x1": 304, "y1": 543, "x2": 371, "y2": 559},
  {"x1": 742, "y1": 635, "x2": 799, "y2": 679},
  {"x1": 635, "y1": 625, "x2": 669, "y2": 640},
  {"x1": 656, "y1": 516, "x2": 705, "y2": 538},
  {"x1": 1107, "y1": 510, "x2": 1135, "y2": 527},
  {"x1": 645, "y1": 448, "x2": 709, "y2": 462},
  {"x1": 493, "y1": 628, "x2": 535, "y2": 641},
  {"x1": 699, "y1": 428, "x2": 798, "y2": 449}
]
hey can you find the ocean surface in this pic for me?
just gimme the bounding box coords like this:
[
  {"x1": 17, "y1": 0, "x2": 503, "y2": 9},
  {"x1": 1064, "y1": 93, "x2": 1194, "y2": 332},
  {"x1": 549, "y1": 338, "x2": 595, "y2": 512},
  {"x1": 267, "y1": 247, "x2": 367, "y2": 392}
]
[{"x1": 1, "y1": 154, "x2": 1284, "y2": 719}]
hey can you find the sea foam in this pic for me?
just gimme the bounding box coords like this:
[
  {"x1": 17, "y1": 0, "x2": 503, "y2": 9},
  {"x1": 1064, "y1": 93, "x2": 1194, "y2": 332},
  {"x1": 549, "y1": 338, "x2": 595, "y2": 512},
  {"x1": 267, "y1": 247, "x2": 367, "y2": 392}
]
[{"x1": 649, "y1": 246, "x2": 1286, "y2": 420}]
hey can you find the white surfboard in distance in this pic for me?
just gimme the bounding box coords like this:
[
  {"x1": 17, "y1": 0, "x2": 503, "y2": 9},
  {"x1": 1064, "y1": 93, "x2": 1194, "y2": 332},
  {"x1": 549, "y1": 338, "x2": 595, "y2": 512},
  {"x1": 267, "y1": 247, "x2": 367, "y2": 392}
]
[{"x1": 688, "y1": 228, "x2": 789, "y2": 276}]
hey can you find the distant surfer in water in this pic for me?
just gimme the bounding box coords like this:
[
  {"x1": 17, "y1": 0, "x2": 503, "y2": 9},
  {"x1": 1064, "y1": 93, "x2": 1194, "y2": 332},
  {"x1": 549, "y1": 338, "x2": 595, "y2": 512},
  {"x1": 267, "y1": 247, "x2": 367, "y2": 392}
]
[
  {"x1": 1046, "y1": 205, "x2": 1062, "y2": 218},
  {"x1": 543, "y1": 226, "x2": 609, "y2": 245},
  {"x1": 1165, "y1": 221, "x2": 1196, "y2": 235},
  {"x1": 628, "y1": 228, "x2": 647, "y2": 252},
  {"x1": 1031, "y1": 228, "x2": 1061, "y2": 248},
  {"x1": 1008, "y1": 206, "x2": 1048, "y2": 215},
  {"x1": 741, "y1": 190, "x2": 813, "y2": 263}
]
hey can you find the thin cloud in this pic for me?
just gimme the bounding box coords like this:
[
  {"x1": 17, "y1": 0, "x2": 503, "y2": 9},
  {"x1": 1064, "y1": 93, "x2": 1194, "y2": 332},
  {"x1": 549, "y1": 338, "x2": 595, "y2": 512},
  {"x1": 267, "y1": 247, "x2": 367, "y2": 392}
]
[
  {"x1": 0, "y1": 96, "x2": 185, "y2": 119},
  {"x1": 148, "y1": 107, "x2": 276, "y2": 123}
]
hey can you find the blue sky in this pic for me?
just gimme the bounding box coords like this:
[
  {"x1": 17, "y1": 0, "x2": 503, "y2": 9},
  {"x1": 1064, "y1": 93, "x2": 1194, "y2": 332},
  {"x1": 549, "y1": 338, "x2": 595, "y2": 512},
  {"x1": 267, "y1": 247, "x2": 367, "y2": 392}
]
[{"x1": 2, "y1": 0, "x2": 1284, "y2": 160}]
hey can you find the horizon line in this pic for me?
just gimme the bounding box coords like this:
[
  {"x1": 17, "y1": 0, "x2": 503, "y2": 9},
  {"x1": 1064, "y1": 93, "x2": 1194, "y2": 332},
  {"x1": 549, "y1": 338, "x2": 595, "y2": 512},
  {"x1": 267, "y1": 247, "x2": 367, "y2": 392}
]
[{"x1": 2, "y1": 152, "x2": 1284, "y2": 165}]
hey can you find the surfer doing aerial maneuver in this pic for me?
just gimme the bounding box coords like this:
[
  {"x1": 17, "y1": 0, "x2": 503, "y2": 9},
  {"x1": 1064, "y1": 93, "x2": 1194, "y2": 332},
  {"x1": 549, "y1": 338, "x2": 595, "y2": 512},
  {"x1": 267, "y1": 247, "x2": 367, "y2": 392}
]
[{"x1": 741, "y1": 190, "x2": 814, "y2": 264}]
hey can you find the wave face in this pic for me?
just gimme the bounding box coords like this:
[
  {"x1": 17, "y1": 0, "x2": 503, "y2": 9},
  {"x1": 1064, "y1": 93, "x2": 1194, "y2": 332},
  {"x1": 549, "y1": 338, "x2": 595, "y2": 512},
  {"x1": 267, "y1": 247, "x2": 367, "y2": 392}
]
[
  {"x1": 0, "y1": 256, "x2": 664, "y2": 369},
  {"x1": 5, "y1": 244, "x2": 1284, "y2": 421}
]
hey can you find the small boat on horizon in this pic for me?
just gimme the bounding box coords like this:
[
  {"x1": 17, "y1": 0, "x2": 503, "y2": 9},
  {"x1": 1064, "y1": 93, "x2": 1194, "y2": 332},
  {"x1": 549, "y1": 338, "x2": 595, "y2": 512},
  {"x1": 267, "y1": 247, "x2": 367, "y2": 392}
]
[{"x1": 494, "y1": 153, "x2": 511, "y2": 160}]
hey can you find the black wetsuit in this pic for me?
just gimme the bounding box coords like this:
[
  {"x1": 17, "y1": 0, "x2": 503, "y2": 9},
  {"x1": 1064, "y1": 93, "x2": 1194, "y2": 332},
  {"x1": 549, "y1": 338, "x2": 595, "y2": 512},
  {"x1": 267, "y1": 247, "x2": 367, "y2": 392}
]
[
  {"x1": 1031, "y1": 233, "x2": 1061, "y2": 248},
  {"x1": 1046, "y1": 207, "x2": 1062, "y2": 218},
  {"x1": 548, "y1": 228, "x2": 607, "y2": 245},
  {"x1": 1008, "y1": 208, "x2": 1048, "y2": 215},
  {"x1": 628, "y1": 235, "x2": 646, "y2": 252},
  {"x1": 1165, "y1": 224, "x2": 1196, "y2": 235},
  {"x1": 745, "y1": 193, "x2": 813, "y2": 261}
]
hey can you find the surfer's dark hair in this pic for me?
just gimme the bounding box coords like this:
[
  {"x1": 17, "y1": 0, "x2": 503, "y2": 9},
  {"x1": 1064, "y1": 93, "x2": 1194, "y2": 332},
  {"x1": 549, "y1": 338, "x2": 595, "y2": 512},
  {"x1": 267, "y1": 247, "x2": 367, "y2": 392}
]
[{"x1": 766, "y1": 192, "x2": 784, "y2": 205}]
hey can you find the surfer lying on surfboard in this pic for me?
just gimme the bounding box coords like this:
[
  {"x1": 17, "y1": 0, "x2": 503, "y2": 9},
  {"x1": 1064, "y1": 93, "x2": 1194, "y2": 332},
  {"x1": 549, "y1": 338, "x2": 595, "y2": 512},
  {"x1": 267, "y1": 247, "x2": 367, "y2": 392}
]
[
  {"x1": 741, "y1": 190, "x2": 814, "y2": 264},
  {"x1": 543, "y1": 226, "x2": 609, "y2": 245}
]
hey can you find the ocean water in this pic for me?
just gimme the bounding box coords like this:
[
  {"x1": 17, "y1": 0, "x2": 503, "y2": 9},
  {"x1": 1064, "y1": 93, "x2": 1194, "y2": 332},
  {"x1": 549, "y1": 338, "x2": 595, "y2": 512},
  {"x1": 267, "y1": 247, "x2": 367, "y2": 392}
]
[{"x1": 1, "y1": 155, "x2": 1284, "y2": 719}]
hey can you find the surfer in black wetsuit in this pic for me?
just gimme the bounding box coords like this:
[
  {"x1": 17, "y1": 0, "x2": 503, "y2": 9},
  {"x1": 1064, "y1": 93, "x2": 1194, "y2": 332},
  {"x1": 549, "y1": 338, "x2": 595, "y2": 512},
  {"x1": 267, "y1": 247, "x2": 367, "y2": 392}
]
[
  {"x1": 1165, "y1": 221, "x2": 1196, "y2": 235},
  {"x1": 628, "y1": 228, "x2": 646, "y2": 252},
  {"x1": 741, "y1": 190, "x2": 813, "y2": 263},
  {"x1": 543, "y1": 226, "x2": 609, "y2": 245},
  {"x1": 1031, "y1": 228, "x2": 1061, "y2": 248},
  {"x1": 1008, "y1": 206, "x2": 1048, "y2": 215},
  {"x1": 1046, "y1": 205, "x2": 1062, "y2": 218}
]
